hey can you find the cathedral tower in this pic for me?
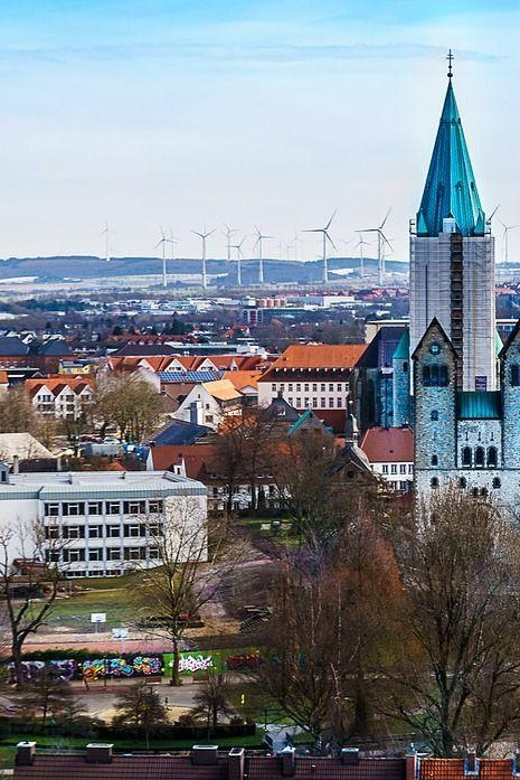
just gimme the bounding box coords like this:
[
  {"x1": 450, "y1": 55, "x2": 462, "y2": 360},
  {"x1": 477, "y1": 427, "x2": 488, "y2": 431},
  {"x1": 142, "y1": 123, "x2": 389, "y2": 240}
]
[{"x1": 410, "y1": 53, "x2": 495, "y2": 391}]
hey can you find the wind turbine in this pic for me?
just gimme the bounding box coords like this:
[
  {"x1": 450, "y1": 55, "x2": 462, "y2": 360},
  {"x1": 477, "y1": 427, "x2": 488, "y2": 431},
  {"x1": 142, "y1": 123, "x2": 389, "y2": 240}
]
[
  {"x1": 101, "y1": 221, "x2": 112, "y2": 263},
  {"x1": 223, "y1": 224, "x2": 238, "y2": 262},
  {"x1": 192, "y1": 227, "x2": 216, "y2": 289},
  {"x1": 231, "y1": 236, "x2": 247, "y2": 287},
  {"x1": 303, "y1": 211, "x2": 337, "y2": 284},
  {"x1": 356, "y1": 208, "x2": 392, "y2": 285},
  {"x1": 354, "y1": 234, "x2": 372, "y2": 279},
  {"x1": 168, "y1": 227, "x2": 179, "y2": 270},
  {"x1": 155, "y1": 226, "x2": 173, "y2": 289},
  {"x1": 254, "y1": 226, "x2": 272, "y2": 285},
  {"x1": 498, "y1": 218, "x2": 520, "y2": 263}
]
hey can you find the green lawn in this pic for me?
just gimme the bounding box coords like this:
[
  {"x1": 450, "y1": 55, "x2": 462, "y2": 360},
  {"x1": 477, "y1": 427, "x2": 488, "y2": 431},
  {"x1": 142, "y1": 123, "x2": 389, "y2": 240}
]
[{"x1": 47, "y1": 573, "x2": 143, "y2": 630}]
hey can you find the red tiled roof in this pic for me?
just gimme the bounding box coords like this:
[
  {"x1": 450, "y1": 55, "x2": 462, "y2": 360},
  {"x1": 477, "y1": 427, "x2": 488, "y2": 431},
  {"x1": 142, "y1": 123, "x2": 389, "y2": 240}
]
[
  {"x1": 151, "y1": 443, "x2": 217, "y2": 478},
  {"x1": 359, "y1": 426, "x2": 414, "y2": 463},
  {"x1": 420, "y1": 759, "x2": 515, "y2": 780},
  {"x1": 268, "y1": 344, "x2": 366, "y2": 371}
]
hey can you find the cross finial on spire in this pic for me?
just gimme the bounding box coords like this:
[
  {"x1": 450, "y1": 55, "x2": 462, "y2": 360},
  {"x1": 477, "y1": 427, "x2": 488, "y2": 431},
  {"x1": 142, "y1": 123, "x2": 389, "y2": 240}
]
[{"x1": 447, "y1": 49, "x2": 454, "y2": 79}]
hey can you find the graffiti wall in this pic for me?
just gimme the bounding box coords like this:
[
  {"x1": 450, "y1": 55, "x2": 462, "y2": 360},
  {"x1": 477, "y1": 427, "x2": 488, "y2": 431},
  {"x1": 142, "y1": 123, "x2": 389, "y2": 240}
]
[{"x1": 9, "y1": 649, "x2": 262, "y2": 683}]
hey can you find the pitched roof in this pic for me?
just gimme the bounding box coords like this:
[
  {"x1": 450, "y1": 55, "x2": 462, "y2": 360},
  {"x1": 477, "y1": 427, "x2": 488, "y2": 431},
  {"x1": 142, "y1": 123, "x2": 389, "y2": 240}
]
[
  {"x1": 25, "y1": 375, "x2": 94, "y2": 396},
  {"x1": 112, "y1": 344, "x2": 179, "y2": 356},
  {"x1": 417, "y1": 79, "x2": 486, "y2": 237},
  {"x1": 355, "y1": 327, "x2": 407, "y2": 369},
  {"x1": 202, "y1": 379, "x2": 243, "y2": 402},
  {"x1": 150, "y1": 443, "x2": 217, "y2": 478},
  {"x1": 0, "y1": 336, "x2": 30, "y2": 356},
  {"x1": 288, "y1": 408, "x2": 331, "y2": 436},
  {"x1": 392, "y1": 329, "x2": 410, "y2": 360},
  {"x1": 158, "y1": 370, "x2": 223, "y2": 384},
  {"x1": 0, "y1": 433, "x2": 54, "y2": 463},
  {"x1": 38, "y1": 339, "x2": 74, "y2": 356},
  {"x1": 222, "y1": 370, "x2": 262, "y2": 392},
  {"x1": 359, "y1": 426, "x2": 414, "y2": 463},
  {"x1": 265, "y1": 344, "x2": 366, "y2": 372},
  {"x1": 150, "y1": 419, "x2": 213, "y2": 446},
  {"x1": 264, "y1": 393, "x2": 300, "y2": 422}
]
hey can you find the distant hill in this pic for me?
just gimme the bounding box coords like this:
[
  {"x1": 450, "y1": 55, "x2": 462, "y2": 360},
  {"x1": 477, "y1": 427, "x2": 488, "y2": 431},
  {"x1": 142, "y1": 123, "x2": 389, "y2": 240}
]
[{"x1": 0, "y1": 255, "x2": 409, "y2": 285}]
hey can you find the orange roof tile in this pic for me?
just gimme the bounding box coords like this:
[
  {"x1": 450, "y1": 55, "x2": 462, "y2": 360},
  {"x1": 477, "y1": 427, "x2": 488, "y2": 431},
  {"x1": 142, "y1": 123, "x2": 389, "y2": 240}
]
[
  {"x1": 202, "y1": 379, "x2": 243, "y2": 402},
  {"x1": 268, "y1": 343, "x2": 366, "y2": 371},
  {"x1": 222, "y1": 370, "x2": 261, "y2": 391}
]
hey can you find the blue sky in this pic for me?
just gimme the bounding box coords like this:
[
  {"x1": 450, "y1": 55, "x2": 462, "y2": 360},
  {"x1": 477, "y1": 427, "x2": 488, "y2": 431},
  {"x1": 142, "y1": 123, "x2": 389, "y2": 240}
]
[{"x1": 1, "y1": 1, "x2": 519, "y2": 263}]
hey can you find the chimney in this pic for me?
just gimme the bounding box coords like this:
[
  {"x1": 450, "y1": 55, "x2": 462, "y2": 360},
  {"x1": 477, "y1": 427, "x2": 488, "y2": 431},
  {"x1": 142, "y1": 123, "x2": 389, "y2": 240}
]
[
  {"x1": 405, "y1": 751, "x2": 417, "y2": 780},
  {"x1": 86, "y1": 743, "x2": 113, "y2": 764},
  {"x1": 190, "y1": 400, "x2": 202, "y2": 426},
  {"x1": 57, "y1": 455, "x2": 62, "y2": 472},
  {"x1": 281, "y1": 746, "x2": 295, "y2": 777},
  {"x1": 192, "y1": 745, "x2": 219, "y2": 766},
  {"x1": 16, "y1": 741, "x2": 36, "y2": 766},
  {"x1": 341, "y1": 748, "x2": 360, "y2": 766},
  {"x1": 12, "y1": 455, "x2": 19, "y2": 475},
  {"x1": 228, "y1": 747, "x2": 245, "y2": 780},
  {"x1": 464, "y1": 752, "x2": 479, "y2": 775}
]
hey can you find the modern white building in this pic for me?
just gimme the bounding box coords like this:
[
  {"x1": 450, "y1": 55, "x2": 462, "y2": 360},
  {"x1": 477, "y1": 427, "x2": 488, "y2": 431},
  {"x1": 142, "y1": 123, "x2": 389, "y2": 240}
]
[{"x1": 0, "y1": 467, "x2": 207, "y2": 578}]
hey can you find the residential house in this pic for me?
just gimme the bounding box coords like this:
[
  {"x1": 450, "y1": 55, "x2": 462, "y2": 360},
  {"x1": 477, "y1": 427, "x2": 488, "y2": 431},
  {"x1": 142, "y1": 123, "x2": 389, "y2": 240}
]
[
  {"x1": 359, "y1": 426, "x2": 414, "y2": 491},
  {"x1": 173, "y1": 380, "x2": 243, "y2": 430},
  {"x1": 25, "y1": 376, "x2": 95, "y2": 421}
]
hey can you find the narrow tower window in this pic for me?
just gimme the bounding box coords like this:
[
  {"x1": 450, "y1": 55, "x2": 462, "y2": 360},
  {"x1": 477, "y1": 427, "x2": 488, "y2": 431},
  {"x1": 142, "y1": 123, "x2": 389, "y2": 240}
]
[
  {"x1": 431, "y1": 410, "x2": 439, "y2": 421},
  {"x1": 431, "y1": 455, "x2": 438, "y2": 466},
  {"x1": 462, "y1": 447, "x2": 472, "y2": 467},
  {"x1": 487, "y1": 447, "x2": 498, "y2": 468},
  {"x1": 512, "y1": 365, "x2": 520, "y2": 387},
  {"x1": 475, "y1": 446, "x2": 485, "y2": 467}
]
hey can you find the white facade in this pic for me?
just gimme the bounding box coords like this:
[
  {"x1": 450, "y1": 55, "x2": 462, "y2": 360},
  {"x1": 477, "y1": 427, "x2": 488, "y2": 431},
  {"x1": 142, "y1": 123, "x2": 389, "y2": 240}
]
[
  {"x1": 370, "y1": 460, "x2": 414, "y2": 492},
  {"x1": 257, "y1": 379, "x2": 350, "y2": 412},
  {"x1": 0, "y1": 468, "x2": 207, "y2": 578},
  {"x1": 32, "y1": 384, "x2": 95, "y2": 420}
]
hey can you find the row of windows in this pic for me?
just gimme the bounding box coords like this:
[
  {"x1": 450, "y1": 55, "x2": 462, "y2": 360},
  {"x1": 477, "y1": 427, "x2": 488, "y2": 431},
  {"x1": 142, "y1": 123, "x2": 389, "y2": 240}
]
[
  {"x1": 46, "y1": 546, "x2": 160, "y2": 563},
  {"x1": 423, "y1": 365, "x2": 449, "y2": 387},
  {"x1": 45, "y1": 523, "x2": 162, "y2": 539},
  {"x1": 44, "y1": 500, "x2": 164, "y2": 517},
  {"x1": 272, "y1": 383, "x2": 345, "y2": 393},
  {"x1": 430, "y1": 477, "x2": 501, "y2": 492},
  {"x1": 382, "y1": 464, "x2": 413, "y2": 475},
  {"x1": 287, "y1": 397, "x2": 344, "y2": 409},
  {"x1": 461, "y1": 446, "x2": 498, "y2": 468}
]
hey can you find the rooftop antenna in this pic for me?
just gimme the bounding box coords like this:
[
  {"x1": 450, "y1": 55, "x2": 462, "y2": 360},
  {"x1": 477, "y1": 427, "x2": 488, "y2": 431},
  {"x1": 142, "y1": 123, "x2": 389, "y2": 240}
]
[
  {"x1": 303, "y1": 211, "x2": 337, "y2": 284},
  {"x1": 254, "y1": 226, "x2": 272, "y2": 285},
  {"x1": 223, "y1": 224, "x2": 238, "y2": 262},
  {"x1": 155, "y1": 226, "x2": 173, "y2": 289},
  {"x1": 231, "y1": 236, "x2": 247, "y2": 287},
  {"x1": 498, "y1": 218, "x2": 520, "y2": 263},
  {"x1": 356, "y1": 208, "x2": 392, "y2": 285},
  {"x1": 192, "y1": 227, "x2": 216, "y2": 289}
]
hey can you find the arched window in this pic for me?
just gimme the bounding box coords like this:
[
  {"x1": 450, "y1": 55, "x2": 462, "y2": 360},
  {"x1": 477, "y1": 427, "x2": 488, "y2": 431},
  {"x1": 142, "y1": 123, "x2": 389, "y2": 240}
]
[
  {"x1": 430, "y1": 477, "x2": 439, "y2": 489},
  {"x1": 462, "y1": 447, "x2": 472, "y2": 467},
  {"x1": 459, "y1": 477, "x2": 467, "y2": 489},
  {"x1": 492, "y1": 477, "x2": 501, "y2": 489},
  {"x1": 481, "y1": 487, "x2": 488, "y2": 497},
  {"x1": 431, "y1": 410, "x2": 439, "y2": 421},
  {"x1": 475, "y1": 446, "x2": 485, "y2": 467},
  {"x1": 431, "y1": 455, "x2": 438, "y2": 466},
  {"x1": 487, "y1": 447, "x2": 498, "y2": 468},
  {"x1": 472, "y1": 487, "x2": 479, "y2": 497},
  {"x1": 512, "y1": 364, "x2": 520, "y2": 387}
]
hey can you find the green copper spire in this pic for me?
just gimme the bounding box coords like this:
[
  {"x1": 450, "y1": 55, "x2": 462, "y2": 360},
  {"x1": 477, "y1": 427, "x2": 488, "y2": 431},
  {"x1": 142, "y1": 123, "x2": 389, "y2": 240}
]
[{"x1": 416, "y1": 58, "x2": 486, "y2": 237}]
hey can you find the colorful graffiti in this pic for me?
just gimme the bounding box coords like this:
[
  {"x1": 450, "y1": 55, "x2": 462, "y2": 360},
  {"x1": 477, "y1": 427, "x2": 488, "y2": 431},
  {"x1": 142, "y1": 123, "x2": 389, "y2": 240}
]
[
  {"x1": 178, "y1": 653, "x2": 214, "y2": 674},
  {"x1": 225, "y1": 652, "x2": 262, "y2": 671},
  {"x1": 80, "y1": 655, "x2": 163, "y2": 681}
]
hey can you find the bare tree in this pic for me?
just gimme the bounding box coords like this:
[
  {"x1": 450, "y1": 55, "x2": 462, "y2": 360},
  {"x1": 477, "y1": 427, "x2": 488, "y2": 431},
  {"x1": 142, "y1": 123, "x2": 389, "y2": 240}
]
[
  {"x1": 19, "y1": 667, "x2": 78, "y2": 729},
  {"x1": 388, "y1": 487, "x2": 520, "y2": 756},
  {"x1": 134, "y1": 499, "x2": 244, "y2": 685},
  {"x1": 95, "y1": 372, "x2": 164, "y2": 441},
  {"x1": 0, "y1": 519, "x2": 64, "y2": 686}
]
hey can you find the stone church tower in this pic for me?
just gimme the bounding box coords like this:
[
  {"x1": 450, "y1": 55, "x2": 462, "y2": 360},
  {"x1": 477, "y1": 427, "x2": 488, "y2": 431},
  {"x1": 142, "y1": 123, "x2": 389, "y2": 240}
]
[{"x1": 410, "y1": 57, "x2": 496, "y2": 391}]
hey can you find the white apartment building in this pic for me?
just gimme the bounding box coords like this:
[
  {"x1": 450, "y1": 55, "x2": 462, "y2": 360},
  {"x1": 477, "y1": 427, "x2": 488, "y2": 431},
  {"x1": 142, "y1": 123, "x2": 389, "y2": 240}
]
[
  {"x1": 26, "y1": 379, "x2": 95, "y2": 421},
  {"x1": 0, "y1": 467, "x2": 207, "y2": 578}
]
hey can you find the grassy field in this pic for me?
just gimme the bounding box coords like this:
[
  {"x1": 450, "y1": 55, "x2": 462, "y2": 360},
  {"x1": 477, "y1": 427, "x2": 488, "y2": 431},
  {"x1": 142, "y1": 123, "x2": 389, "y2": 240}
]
[{"x1": 46, "y1": 573, "x2": 143, "y2": 631}]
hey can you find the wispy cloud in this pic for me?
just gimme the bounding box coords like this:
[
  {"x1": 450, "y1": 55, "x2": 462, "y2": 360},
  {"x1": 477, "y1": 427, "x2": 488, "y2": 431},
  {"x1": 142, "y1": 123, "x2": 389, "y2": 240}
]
[{"x1": 0, "y1": 41, "x2": 502, "y2": 66}]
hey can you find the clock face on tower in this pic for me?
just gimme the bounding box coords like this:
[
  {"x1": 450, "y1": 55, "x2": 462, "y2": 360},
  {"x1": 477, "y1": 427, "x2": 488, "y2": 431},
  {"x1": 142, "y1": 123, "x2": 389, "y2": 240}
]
[{"x1": 429, "y1": 343, "x2": 441, "y2": 355}]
